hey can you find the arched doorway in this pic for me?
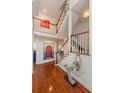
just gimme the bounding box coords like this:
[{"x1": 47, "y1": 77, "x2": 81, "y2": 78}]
[
  {"x1": 43, "y1": 43, "x2": 54, "y2": 60},
  {"x1": 46, "y1": 46, "x2": 52, "y2": 58}
]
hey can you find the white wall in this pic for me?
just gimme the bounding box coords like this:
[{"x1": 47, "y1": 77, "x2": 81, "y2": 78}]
[
  {"x1": 72, "y1": 17, "x2": 91, "y2": 55},
  {"x1": 72, "y1": 17, "x2": 89, "y2": 34},
  {"x1": 33, "y1": 16, "x2": 56, "y2": 34},
  {"x1": 77, "y1": 54, "x2": 92, "y2": 91},
  {"x1": 69, "y1": 53, "x2": 92, "y2": 91},
  {"x1": 33, "y1": 31, "x2": 57, "y2": 39},
  {"x1": 33, "y1": 15, "x2": 58, "y2": 64},
  {"x1": 58, "y1": 53, "x2": 92, "y2": 91},
  {"x1": 33, "y1": 35, "x2": 57, "y2": 64},
  {"x1": 59, "y1": 38, "x2": 69, "y2": 55},
  {"x1": 63, "y1": 41, "x2": 69, "y2": 55},
  {"x1": 67, "y1": 18, "x2": 91, "y2": 91}
]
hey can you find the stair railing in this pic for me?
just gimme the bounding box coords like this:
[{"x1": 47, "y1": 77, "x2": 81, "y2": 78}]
[
  {"x1": 71, "y1": 31, "x2": 90, "y2": 55},
  {"x1": 56, "y1": 38, "x2": 69, "y2": 64},
  {"x1": 56, "y1": 0, "x2": 69, "y2": 33}
]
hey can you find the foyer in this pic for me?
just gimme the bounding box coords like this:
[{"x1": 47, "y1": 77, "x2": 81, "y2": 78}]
[{"x1": 32, "y1": 0, "x2": 91, "y2": 93}]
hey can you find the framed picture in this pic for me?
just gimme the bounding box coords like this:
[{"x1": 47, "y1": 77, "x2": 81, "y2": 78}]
[
  {"x1": 43, "y1": 43, "x2": 54, "y2": 60},
  {"x1": 40, "y1": 19, "x2": 50, "y2": 29}
]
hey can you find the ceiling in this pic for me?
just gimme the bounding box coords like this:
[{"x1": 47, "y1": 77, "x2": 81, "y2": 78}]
[
  {"x1": 72, "y1": 0, "x2": 89, "y2": 15},
  {"x1": 32, "y1": 0, "x2": 65, "y2": 23},
  {"x1": 57, "y1": 0, "x2": 89, "y2": 39},
  {"x1": 32, "y1": 0, "x2": 89, "y2": 23}
]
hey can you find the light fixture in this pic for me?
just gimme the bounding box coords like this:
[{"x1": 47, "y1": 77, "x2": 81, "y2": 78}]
[
  {"x1": 43, "y1": 9, "x2": 46, "y2": 13},
  {"x1": 49, "y1": 86, "x2": 53, "y2": 92},
  {"x1": 83, "y1": 10, "x2": 89, "y2": 18}
]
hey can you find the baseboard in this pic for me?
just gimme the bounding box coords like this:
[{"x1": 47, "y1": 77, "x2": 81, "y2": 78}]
[{"x1": 36, "y1": 60, "x2": 55, "y2": 65}]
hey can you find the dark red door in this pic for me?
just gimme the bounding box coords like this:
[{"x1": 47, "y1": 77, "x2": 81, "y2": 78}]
[{"x1": 46, "y1": 46, "x2": 52, "y2": 58}]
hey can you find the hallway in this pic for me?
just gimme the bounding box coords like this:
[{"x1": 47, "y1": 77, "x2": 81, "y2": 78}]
[{"x1": 32, "y1": 61, "x2": 90, "y2": 93}]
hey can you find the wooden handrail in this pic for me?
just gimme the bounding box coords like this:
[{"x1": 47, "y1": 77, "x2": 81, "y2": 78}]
[
  {"x1": 57, "y1": 38, "x2": 69, "y2": 53},
  {"x1": 56, "y1": 38, "x2": 69, "y2": 64},
  {"x1": 56, "y1": 0, "x2": 68, "y2": 25},
  {"x1": 71, "y1": 31, "x2": 90, "y2": 55},
  {"x1": 33, "y1": 16, "x2": 57, "y2": 26},
  {"x1": 56, "y1": 5, "x2": 66, "y2": 26},
  {"x1": 56, "y1": 0, "x2": 69, "y2": 33},
  {"x1": 71, "y1": 31, "x2": 89, "y2": 37}
]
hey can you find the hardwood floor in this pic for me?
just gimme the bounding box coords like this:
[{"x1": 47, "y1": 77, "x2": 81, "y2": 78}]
[{"x1": 32, "y1": 61, "x2": 91, "y2": 93}]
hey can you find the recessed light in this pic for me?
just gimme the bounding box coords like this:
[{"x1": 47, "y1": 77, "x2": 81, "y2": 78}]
[
  {"x1": 83, "y1": 10, "x2": 89, "y2": 18},
  {"x1": 43, "y1": 9, "x2": 46, "y2": 13},
  {"x1": 49, "y1": 86, "x2": 53, "y2": 92}
]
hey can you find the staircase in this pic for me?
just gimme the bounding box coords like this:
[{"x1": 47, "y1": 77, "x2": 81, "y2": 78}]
[
  {"x1": 56, "y1": 30, "x2": 89, "y2": 64},
  {"x1": 55, "y1": 31, "x2": 91, "y2": 91},
  {"x1": 56, "y1": 38, "x2": 69, "y2": 64}
]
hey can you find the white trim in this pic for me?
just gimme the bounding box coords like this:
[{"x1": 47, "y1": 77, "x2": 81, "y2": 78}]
[
  {"x1": 36, "y1": 59, "x2": 55, "y2": 65},
  {"x1": 33, "y1": 31, "x2": 57, "y2": 39}
]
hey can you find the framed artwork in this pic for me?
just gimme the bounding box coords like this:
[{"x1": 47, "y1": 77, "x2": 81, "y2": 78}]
[
  {"x1": 43, "y1": 43, "x2": 54, "y2": 60},
  {"x1": 40, "y1": 19, "x2": 50, "y2": 29}
]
